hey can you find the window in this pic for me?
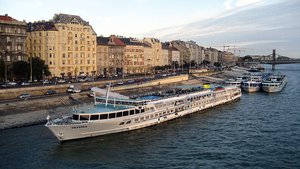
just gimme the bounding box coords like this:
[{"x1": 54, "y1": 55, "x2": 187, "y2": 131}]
[
  {"x1": 117, "y1": 112, "x2": 122, "y2": 117},
  {"x1": 100, "y1": 114, "x2": 108, "y2": 120},
  {"x1": 136, "y1": 109, "x2": 140, "y2": 114},
  {"x1": 90, "y1": 115, "x2": 99, "y2": 120},
  {"x1": 130, "y1": 110, "x2": 135, "y2": 115},
  {"x1": 73, "y1": 114, "x2": 79, "y2": 120},
  {"x1": 109, "y1": 113, "x2": 115, "y2": 119},
  {"x1": 141, "y1": 109, "x2": 145, "y2": 113},
  {"x1": 120, "y1": 122, "x2": 125, "y2": 125},
  {"x1": 80, "y1": 115, "x2": 89, "y2": 121},
  {"x1": 123, "y1": 111, "x2": 128, "y2": 116}
]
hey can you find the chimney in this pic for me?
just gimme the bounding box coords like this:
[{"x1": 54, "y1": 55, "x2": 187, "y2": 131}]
[{"x1": 5, "y1": 14, "x2": 8, "y2": 16}]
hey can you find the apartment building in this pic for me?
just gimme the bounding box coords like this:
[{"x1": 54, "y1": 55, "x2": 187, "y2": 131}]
[
  {"x1": 97, "y1": 35, "x2": 125, "y2": 76},
  {"x1": 0, "y1": 14, "x2": 27, "y2": 62},
  {"x1": 26, "y1": 13, "x2": 97, "y2": 77}
]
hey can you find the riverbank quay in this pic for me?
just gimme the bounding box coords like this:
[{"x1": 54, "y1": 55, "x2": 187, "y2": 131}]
[{"x1": 0, "y1": 74, "x2": 188, "y2": 100}]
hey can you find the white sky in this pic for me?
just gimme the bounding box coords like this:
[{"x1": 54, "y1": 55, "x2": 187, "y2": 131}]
[{"x1": 1, "y1": 0, "x2": 298, "y2": 58}]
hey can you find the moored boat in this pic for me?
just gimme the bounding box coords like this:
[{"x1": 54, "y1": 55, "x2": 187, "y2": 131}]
[
  {"x1": 262, "y1": 74, "x2": 287, "y2": 93},
  {"x1": 241, "y1": 75, "x2": 262, "y2": 92},
  {"x1": 45, "y1": 86, "x2": 242, "y2": 141}
]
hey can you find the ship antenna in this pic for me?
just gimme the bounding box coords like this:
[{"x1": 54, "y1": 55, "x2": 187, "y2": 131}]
[
  {"x1": 93, "y1": 91, "x2": 97, "y2": 105},
  {"x1": 105, "y1": 82, "x2": 111, "y2": 106}
]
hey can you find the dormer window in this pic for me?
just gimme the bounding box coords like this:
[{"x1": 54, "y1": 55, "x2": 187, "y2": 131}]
[{"x1": 70, "y1": 18, "x2": 80, "y2": 24}]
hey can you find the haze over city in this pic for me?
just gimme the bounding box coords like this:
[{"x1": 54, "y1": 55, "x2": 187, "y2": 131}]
[{"x1": 1, "y1": 0, "x2": 299, "y2": 58}]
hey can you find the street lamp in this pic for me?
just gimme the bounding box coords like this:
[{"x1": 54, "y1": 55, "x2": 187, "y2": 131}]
[{"x1": 30, "y1": 57, "x2": 33, "y2": 83}]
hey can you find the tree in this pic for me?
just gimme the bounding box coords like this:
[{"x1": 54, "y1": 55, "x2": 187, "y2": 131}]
[
  {"x1": 11, "y1": 61, "x2": 29, "y2": 80},
  {"x1": 31, "y1": 57, "x2": 51, "y2": 80},
  {"x1": 202, "y1": 60, "x2": 210, "y2": 65},
  {"x1": 172, "y1": 61, "x2": 179, "y2": 69},
  {"x1": 213, "y1": 62, "x2": 221, "y2": 67},
  {"x1": 0, "y1": 59, "x2": 4, "y2": 81},
  {"x1": 190, "y1": 60, "x2": 197, "y2": 67}
]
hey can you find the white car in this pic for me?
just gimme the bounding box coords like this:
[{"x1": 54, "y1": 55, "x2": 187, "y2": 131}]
[
  {"x1": 21, "y1": 82, "x2": 31, "y2": 86},
  {"x1": 7, "y1": 82, "x2": 17, "y2": 86},
  {"x1": 19, "y1": 93, "x2": 31, "y2": 99}
]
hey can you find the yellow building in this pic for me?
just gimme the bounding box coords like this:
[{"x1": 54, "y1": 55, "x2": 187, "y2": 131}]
[{"x1": 26, "y1": 13, "x2": 97, "y2": 77}]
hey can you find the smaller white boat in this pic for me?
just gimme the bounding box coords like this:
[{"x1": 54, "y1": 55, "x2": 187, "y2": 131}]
[
  {"x1": 241, "y1": 75, "x2": 262, "y2": 92},
  {"x1": 225, "y1": 76, "x2": 244, "y2": 87},
  {"x1": 262, "y1": 74, "x2": 287, "y2": 93}
]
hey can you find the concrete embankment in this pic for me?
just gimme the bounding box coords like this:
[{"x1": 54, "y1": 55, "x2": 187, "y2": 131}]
[{"x1": 0, "y1": 75, "x2": 191, "y2": 129}]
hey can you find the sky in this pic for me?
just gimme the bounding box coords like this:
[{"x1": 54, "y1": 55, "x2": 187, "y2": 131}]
[{"x1": 1, "y1": 0, "x2": 299, "y2": 58}]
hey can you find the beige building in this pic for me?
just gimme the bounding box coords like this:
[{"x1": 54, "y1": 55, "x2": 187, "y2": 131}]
[
  {"x1": 171, "y1": 40, "x2": 190, "y2": 66},
  {"x1": 161, "y1": 43, "x2": 169, "y2": 66},
  {"x1": 143, "y1": 38, "x2": 163, "y2": 66},
  {"x1": 119, "y1": 38, "x2": 146, "y2": 74},
  {"x1": 97, "y1": 35, "x2": 125, "y2": 76},
  {"x1": 26, "y1": 13, "x2": 97, "y2": 77}
]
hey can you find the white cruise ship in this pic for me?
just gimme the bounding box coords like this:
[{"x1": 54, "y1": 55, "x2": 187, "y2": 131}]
[
  {"x1": 45, "y1": 86, "x2": 242, "y2": 141},
  {"x1": 262, "y1": 74, "x2": 287, "y2": 93}
]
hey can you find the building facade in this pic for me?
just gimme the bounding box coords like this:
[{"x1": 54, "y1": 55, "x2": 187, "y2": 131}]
[
  {"x1": 143, "y1": 38, "x2": 163, "y2": 66},
  {"x1": 120, "y1": 38, "x2": 146, "y2": 74},
  {"x1": 171, "y1": 40, "x2": 190, "y2": 66},
  {"x1": 0, "y1": 14, "x2": 27, "y2": 63},
  {"x1": 97, "y1": 35, "x2": 125, "y2": 76},
  {"x1": 161, "y1": 43, "x2": 170, "y2": 66},
  {"x1": 26, "y1": 13, "x2": 97, "y2": 77}
]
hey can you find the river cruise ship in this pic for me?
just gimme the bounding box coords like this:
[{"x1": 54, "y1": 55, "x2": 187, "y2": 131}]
[
  {"x1": 45, "y1": 86, "x2": 242, "y2": 141},
  {"x1": 241, "y1": 75, "x2": 262, "y2": 92},
  {"x1": 262, "y1": 74, "x2": 287, "y2": 93}
]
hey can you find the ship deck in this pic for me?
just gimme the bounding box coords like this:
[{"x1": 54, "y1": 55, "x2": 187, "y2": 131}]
[{"x1": 74, "y1": 103, "x2": 135, "y2": 114}]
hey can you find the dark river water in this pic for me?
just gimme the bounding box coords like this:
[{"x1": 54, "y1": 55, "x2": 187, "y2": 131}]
[{"x1": 1, "y1": 64, "x2": 300, "y2": 169}]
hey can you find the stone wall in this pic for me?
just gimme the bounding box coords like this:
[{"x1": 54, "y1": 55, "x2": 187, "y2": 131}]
[{"x1": 112, "y1": 75, "x2": 188, "y2": 91}]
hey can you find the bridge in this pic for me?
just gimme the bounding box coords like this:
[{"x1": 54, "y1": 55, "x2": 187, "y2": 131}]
[{"x1": 260, "y1": 49, "x2": 300, "y2": 70}]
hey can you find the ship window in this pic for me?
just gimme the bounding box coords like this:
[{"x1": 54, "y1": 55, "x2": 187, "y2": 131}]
[
  {"x1": 109, "y1": 113, "x2": 116, "y2": 119},
  {"x1": 80, "y1": 115, "x2": 89, "y2": 121},
  {"x1": 100, "y1": 114, "x2": 108, "y2": 120},
  {"x1": 123, "y1": 111, "x2": 129, "y2": 116},
  {"x1": 141, "y1": 109, "x2": 145, "y2": 113},
  {"x1": 73, "y1": 114, "x2": 79, "y2": 120},
  {"x1": 136, "y1": 109, "x2": 140, "y2": 114},
  {"x1": 120, "y1": 122, "x2": 125, "y2": 125},
  {"x1": 90, "y1": 115, "x2": 99, "y2": 120},
  {"x1": 145, "y1": 116, "x2": 149, "y2": 119},
  {"x1": 135, "y1": 118, "x2": 139, "y2": 122},
  {"x1": 130, "y1": 110, "x2": 135, "y2": 115},
  {"x1": 117, "y1": 112, "x2": 122, "y2": 117},
  {"x1": 140, "y1": 117, "x2": 144, "y2": 121},
  {"x1": 126, "y1": 121, "x2": 131, "y2": 124}
]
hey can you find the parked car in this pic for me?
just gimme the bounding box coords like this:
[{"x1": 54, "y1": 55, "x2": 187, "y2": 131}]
[
  {"x1": 21, "y1": 82, "x2": 31, "y2": 86},
  {"x1": 44, "y1": 90, "x2": 57, "y2": 95},
  {"x1": 57, "y1": 79, "x2": 66, "y2": 83},
  {"x1": 19, "y1": 93, "x2": 31, "y2": 100},
  {"x1": 43, "y1": 80, "x2": 48, "y2": 84},
  {"x1": 117, "y1": 81, "x2": 124, "y2": 85},
  {"x1": 67, "y1": 85, "x2": 81, "y2": 93}
]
